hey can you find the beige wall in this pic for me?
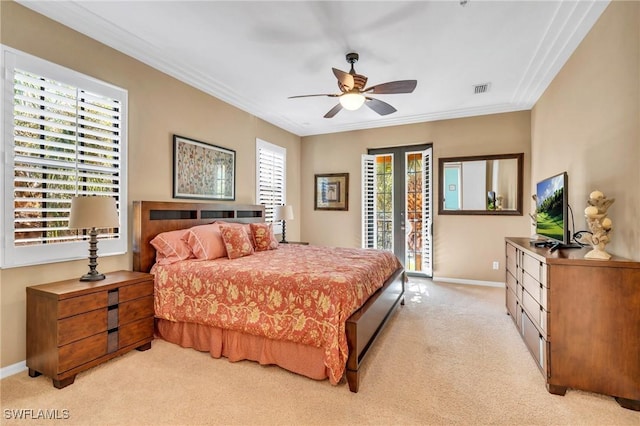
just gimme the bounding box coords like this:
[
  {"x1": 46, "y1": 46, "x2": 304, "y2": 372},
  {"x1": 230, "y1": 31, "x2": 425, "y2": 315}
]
[
  {"x1": 531, "y1": 0, "x2": 639, "y2": 260},
  {"x1": 0, "y1": 2, "x2": 301, "y2": 368},
  {"x1": 300, "y1": 112, "x2": 532, "y2": 282}
]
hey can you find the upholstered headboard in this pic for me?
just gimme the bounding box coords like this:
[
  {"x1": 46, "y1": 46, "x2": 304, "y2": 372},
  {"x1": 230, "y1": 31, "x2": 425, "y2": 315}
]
[{"x1": 132, "y1": 201, "x2": 265, "y2": 272}]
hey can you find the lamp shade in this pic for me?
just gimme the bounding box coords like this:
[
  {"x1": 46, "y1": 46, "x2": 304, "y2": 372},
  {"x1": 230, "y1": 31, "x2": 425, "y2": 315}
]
[
  {"x1": 69, "y1": 196, "x2": 119, "y2": 230},
  {"x1": 274, "y1": 205, "x2": 294, "y2": 221},
  {"x1": 339, "y1": 92, "x2": 365, "y2": 111}
]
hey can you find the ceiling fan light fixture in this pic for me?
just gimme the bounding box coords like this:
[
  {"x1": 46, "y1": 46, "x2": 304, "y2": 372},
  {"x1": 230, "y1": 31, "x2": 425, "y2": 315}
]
[{"x1": 339, "y1": 92, "x2": 365, "y2": 110}]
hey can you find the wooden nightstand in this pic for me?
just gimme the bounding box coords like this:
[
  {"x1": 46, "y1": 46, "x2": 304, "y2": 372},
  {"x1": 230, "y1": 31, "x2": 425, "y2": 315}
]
[{"x1": 26, "y1": 270, "x2": 154, "y2": 389}]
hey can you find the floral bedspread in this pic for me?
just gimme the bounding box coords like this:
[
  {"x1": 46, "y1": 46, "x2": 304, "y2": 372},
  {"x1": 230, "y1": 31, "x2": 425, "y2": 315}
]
[{"x1": 152, "y1": 244, "x2": 401, "y2": 384}]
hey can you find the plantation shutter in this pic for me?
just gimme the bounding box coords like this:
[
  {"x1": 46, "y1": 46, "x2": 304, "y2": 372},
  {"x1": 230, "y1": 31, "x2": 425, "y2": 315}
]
[
  {"x1": 2, "y1": 48, "x2": 128, "y2": 267},
  {"x1": 422, "y1": 148, "x2": 433, "y2": 276},
  {"x1": 361, "y1": 154, "x2": 376, "y2": 248},
  {"x1": 256, "y1": 139, "x2": 286, "y2": 234}
]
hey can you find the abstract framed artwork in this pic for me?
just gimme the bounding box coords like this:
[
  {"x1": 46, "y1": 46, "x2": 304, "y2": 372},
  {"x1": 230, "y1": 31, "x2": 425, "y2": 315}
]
[
  {"x1": 173, "y1": 135, "x2": 235, "y2": 200},
  {"x1": 314, "y1": 173, "x2": 349, "y2": 211}
]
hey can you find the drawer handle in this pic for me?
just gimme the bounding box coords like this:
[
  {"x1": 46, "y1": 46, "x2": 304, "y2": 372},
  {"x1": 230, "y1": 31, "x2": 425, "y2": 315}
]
[
  {"x1": 107, "y1": 329, "x2": 118, "y2": 353},
  {"x1": 107, "y1": 306, "x2": 118, "y2": 329},
  {"x1": 108, "y1": 289, "x2": 118, "y2": 306}
]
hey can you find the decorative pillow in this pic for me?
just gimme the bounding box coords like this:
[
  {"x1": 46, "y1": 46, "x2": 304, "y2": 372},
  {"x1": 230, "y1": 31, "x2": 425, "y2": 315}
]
[
  {"x1": 250, "y1": 222, "x2": 279, "y2": 251},
  {"x1": 215, "y1": 221, "x2": 255, "y2": 248},
  {"x1": 185, "y1": 224, "x2": 227, "y2": 260},
  {"x1": 219, "y1": 224, "x2": 254, "y2": 259},
  {"x1": 150, "y1": 229, "x2": 194, "y2": 265}
]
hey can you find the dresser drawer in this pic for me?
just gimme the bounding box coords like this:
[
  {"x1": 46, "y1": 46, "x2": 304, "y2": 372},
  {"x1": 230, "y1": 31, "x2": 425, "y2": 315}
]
[
  {"x1": 522, "y1": 289, "x2": 547, "y2": 335},
  {"x1": 119, "y1": 280, "x2": 154, "y2": 303},
  {"x1": 58, "y1": 309, "x2": 108, "y2": 346},
  {"x1": 521, "y1": 310, "x2": 546, "y2": 371},
  {"x1": 522, "y1": 273, "x2": 548, "y2": 310},
  {"x1": 58, "y1": 292, "x2": 108, "y2": 318},
  {"x1": 119, "y1": 317, "x2": 154, "y2": 348},
  {"x1": 522, "y1": 253, "x2": 547, "y2": 286},
  {"x1": 119, "y1": 295, "x2": 154, "y2": 326},
  {"x1": 58, "y1": 332, "x2": 108, "y2": 373},
  {"x1": 506, "y1": 270, "x2": 517, "y2": 293},
  {"x1": 506, "y1": 243, "x2": 517, "y2": 275},
  {"x1": 506, "y1": 286, "x2": 518, "y2": 320}
]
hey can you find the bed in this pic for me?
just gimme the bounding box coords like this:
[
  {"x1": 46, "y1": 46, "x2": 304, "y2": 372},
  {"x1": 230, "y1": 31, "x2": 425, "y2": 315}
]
[{"x1": 132, "y1": 200, "x2": 405, "y2": 392}]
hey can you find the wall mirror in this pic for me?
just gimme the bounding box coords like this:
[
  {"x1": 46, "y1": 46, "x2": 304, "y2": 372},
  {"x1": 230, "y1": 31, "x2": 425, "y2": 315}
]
[{"x1": 438, "y1": 153, "x2": 523, "y2": 215}]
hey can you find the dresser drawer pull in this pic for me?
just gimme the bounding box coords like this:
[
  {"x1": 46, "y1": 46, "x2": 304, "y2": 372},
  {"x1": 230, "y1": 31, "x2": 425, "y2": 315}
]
[
  {"x1": 107, "y1": 329, "x2": 118, "y2": 353},
  {"x1": 107, "y1": 289, "x2": 118, "y2": 306},
  {"x1": 107, "y1": 306, "x2": 118, "y2": 330}
]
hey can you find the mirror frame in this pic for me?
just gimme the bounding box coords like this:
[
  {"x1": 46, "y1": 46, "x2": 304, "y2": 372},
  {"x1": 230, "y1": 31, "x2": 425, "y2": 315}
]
[{"x1": 438, "y1": 152, "x2": 523, "y2": 216}]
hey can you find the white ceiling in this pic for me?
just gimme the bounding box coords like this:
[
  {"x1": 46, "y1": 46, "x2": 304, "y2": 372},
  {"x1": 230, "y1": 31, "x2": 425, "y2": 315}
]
[{"x1": 18, "y1": 0, "x2": 610, "y2": 137}]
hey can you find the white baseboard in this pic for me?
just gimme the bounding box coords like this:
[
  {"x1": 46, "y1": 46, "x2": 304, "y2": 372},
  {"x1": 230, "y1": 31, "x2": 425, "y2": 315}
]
[
  {"x1": 432, "y1": 276, "x2": 505, "y2": 288},
  {"x1": 1, "y1": 361, "x2": 27, "y2": 379}
]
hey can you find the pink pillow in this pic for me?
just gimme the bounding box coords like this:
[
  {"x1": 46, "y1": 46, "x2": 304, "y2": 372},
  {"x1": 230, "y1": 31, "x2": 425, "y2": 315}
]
[
  {"x1": 150, "y1": 229, "x2": 193, "y2": 265},
  {"x1": 250, "y1": 223, "x2": 279, "y2": 251},
  {"x1": 215, "y1": 221, "x2": 255, "y2": 248},
  {"x1": 219, "y1": 225, "x2": 254, "y2": 259},
  {"x1": 185, "y1": 224, "x2": 227, "y2": 260}
]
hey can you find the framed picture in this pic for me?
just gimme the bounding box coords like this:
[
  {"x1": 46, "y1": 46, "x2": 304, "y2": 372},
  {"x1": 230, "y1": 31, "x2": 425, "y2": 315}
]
[
  {"x1": 173, "y1": 135, "x2": 235, "y2": 200},
  {"x1": 314, "y1": 173, "x2": 349, "y2": 211}
]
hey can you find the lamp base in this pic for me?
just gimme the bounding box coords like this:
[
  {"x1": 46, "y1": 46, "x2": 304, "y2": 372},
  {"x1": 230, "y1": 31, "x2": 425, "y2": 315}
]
[
  {"x1": 280, "y1": 219, "x2": 287, "y2": 244},
  {"x1": 80, "y1": 271, "x2": 106, "y2": 281},
  {"x1": 80, "y1": 228, "x2": 105, "y2": 281}
]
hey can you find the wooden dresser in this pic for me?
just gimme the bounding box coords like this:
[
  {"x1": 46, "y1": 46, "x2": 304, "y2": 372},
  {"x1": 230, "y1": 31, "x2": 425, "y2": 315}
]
[
  {"x1": 505, "y1": 238, "x2": 640, "y2": 410},
  {"x1": 27, "y1": 270, "x2": 154, "y2": 388}
]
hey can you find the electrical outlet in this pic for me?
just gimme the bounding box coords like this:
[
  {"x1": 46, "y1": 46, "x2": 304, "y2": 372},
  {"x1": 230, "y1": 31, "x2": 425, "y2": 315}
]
[{"x1": 492, "y1": 261, "x2": 499, "y2": 270}]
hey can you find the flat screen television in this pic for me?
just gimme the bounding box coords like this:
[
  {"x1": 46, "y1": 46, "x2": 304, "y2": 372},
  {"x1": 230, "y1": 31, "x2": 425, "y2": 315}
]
[{"x1": 535, "y1": 172, "x2": 569, "y2": 246}]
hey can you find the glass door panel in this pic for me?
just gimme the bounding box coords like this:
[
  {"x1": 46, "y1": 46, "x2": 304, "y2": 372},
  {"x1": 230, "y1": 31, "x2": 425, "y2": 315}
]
[
  {"x1": 405, "y1": 152, "x2": 423, "y2": 272},
  {"x1": 375, "y1": 155, "x2": 393, "y2": 251}
]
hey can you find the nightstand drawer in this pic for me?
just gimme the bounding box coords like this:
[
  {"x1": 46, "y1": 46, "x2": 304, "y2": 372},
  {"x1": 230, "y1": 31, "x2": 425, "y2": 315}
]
[
  {"x1": 58, "y1": 309, "x2": 107, "y2": 346},
  {"x1": 58, "y1": 332, "x2": 107, "y2": 373},
  {"x1": 58, "y1": 292, "x2": 108, "y2": 318},
  {"x1": 120, "y1": 280, "x2": 154, "y2": 302},
  {"x1": 119, "y1": 295, "x2": 154, "y2": 325},
  {"x1": 119, "y1": 317, "x2": 154, "y2": 348}
]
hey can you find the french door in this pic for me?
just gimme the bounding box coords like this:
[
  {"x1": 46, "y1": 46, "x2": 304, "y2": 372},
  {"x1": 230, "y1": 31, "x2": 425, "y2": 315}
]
[{"x1": 362, "y1": 144, "x2": 432, "y2": 276}]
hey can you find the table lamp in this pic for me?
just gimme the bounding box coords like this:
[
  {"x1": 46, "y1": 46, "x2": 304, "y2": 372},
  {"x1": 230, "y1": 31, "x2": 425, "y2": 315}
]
[
  {"x1": 69, "y1": 196, "x2": 119, "y2": 281},
  {"x1": 274, "y1": 205, "x2": 294, "y2": 243}
]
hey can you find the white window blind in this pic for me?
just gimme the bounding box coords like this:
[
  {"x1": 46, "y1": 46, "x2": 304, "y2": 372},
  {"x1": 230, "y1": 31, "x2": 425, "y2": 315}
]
[
  {"x1": 422, "y1": 148, "x2": 433, "y2": 276},
  {"x1": 2, "y1": 47, "x2": 128, "y2": 268},
  {"x1": 256, "y1": 139, "x2": 285, "y2": 233},
  {"x1": 361, "y1": 154, "x2": 376, "y2": 248}
]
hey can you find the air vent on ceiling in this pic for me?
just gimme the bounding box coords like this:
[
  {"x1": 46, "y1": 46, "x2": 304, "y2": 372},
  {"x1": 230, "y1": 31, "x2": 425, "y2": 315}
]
[{"x1": 473, "y1": 83, "x2": 491, "y2": 94}]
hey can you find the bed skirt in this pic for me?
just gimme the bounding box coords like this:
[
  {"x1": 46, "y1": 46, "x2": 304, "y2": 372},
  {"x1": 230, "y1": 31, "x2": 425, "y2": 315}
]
[{"x1": 155, "y1": 318, "x2": 332, "y2": 382}]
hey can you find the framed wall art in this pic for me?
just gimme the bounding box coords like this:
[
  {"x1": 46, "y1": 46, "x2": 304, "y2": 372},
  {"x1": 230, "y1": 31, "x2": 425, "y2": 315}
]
[
  {"x1": 173, "y1": 135, "x2": 235, "y2": 200},
  {"x1": 314, "y1": 173, "x2": 349, "y2": 211}
]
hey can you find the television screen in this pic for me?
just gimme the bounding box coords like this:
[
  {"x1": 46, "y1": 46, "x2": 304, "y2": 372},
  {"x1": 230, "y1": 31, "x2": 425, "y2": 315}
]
[{"x1": 535, "y1": 172, "x2": 568, "y2": 244}]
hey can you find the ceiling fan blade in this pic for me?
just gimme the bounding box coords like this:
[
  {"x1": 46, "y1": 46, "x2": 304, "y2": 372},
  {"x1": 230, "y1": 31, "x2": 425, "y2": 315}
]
[
  {"x1": 332, "y1": 68, "x2": 354, "y2": 91},
  {"x1": 364, "y1": 80, "x2": 417, "y2": 94},
  {"x1": 289, "y1": 94, "x2": 339, "y2": 99},
  {"x1": 365, "y1": 97, "x2": 397, "y2": 116},
  {"x1": 324, "y1": 103, "x2": 343, "y2": 118}
]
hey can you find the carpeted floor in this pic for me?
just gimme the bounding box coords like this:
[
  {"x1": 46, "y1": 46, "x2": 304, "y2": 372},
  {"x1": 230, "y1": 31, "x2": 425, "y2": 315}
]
[{"x1": 1, "y1": 278, "x2": 638, "y2": 425}]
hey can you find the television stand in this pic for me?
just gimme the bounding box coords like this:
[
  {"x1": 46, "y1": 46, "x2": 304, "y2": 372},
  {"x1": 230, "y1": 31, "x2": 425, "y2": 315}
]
[{"x1": 506, "y1": 237, "x2": 640, "y2": 410}]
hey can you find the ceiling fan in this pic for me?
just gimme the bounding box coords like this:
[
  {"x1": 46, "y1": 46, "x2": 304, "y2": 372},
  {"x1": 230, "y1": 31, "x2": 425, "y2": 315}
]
[{"x1": 289, "y1": 52, "x2": 417, "y2": 118}]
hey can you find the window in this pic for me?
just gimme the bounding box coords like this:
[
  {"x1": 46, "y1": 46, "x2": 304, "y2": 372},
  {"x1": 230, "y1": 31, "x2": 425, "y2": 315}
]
[
  {"x1": 256, "y1": 139, "x2": 285, "y2": 233},
  {"x1": 1, "y1": 47, "x2": 128, "y2": 268}
]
